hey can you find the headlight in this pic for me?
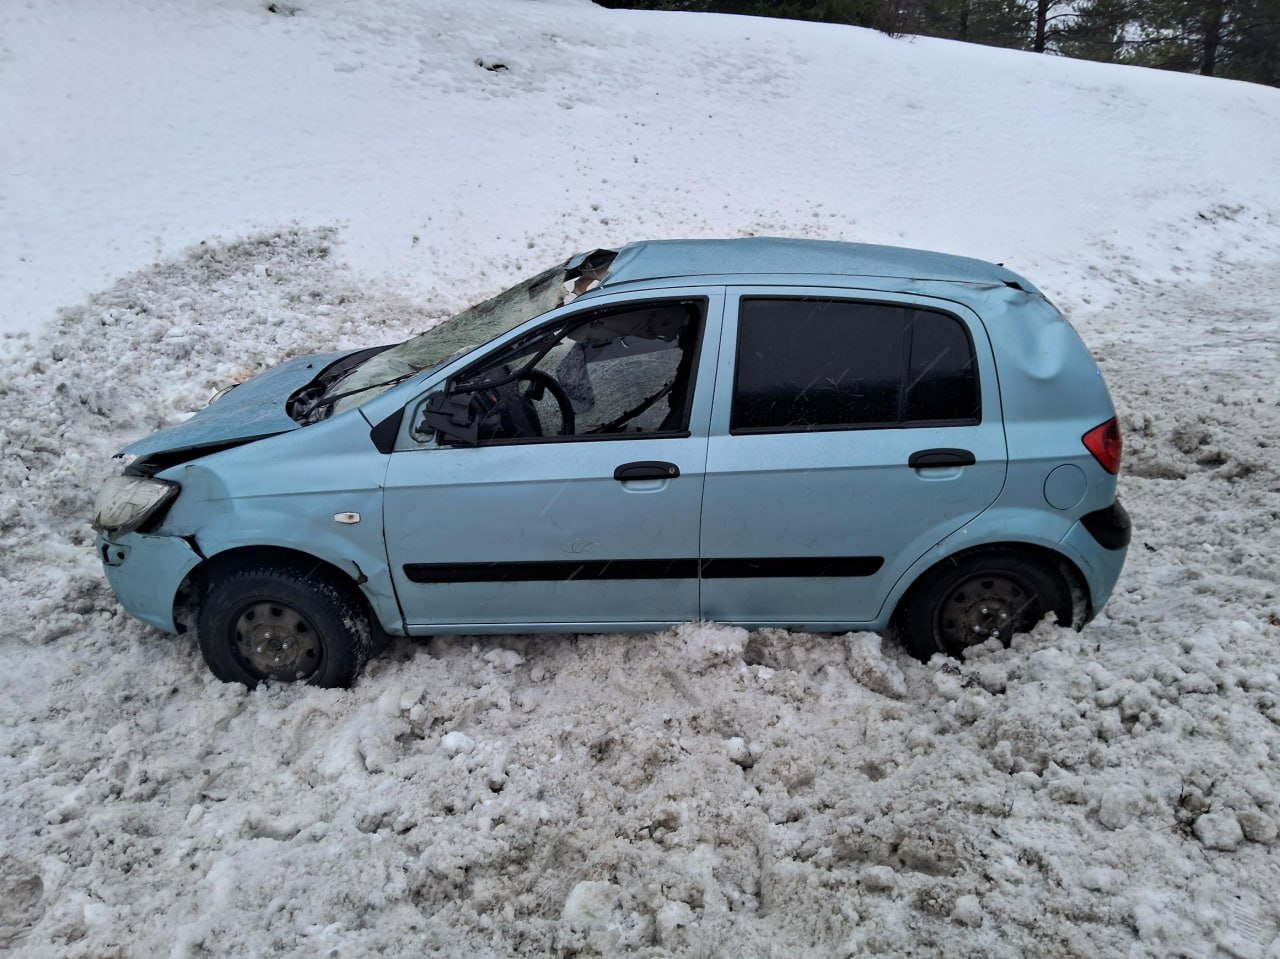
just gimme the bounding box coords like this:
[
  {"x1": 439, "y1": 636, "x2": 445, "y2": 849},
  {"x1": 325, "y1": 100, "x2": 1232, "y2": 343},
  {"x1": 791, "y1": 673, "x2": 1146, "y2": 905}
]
[{"x1": 92, "y1": 476, "x2": 180, "y2": 534}]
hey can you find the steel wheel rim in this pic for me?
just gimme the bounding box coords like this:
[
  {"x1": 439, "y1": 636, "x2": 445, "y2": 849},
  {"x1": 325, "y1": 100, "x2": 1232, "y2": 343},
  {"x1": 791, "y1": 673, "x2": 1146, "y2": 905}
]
[
  {"x1": 937, "y1": 572, "x2": 1040, "y2": 650},
  {"x1": 231, "y1": 600, "x2": 323, "y2": 682}
]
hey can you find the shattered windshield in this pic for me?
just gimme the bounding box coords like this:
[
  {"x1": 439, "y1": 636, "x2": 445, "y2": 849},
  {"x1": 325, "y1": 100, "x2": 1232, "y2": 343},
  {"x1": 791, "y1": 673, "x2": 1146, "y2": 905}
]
[{"x1": 316, "y1": 251, "x2": 615, "y2": 419}]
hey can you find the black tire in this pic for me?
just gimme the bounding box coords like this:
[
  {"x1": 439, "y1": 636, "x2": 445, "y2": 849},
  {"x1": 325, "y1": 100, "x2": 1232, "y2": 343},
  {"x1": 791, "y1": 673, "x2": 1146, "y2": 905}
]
[
  {"x1": 897, "y1": 549, "x2": 1072, "y2": 660},
  {"x1": 197, "y1": 562, "x2": 371, "y2": 688}
]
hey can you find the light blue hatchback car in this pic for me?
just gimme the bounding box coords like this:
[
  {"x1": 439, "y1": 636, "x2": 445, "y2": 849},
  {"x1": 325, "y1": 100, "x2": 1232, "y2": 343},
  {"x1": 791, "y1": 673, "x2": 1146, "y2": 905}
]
[{"x1": 93, "y1": 238, "x2": 1129, "y2": 687}]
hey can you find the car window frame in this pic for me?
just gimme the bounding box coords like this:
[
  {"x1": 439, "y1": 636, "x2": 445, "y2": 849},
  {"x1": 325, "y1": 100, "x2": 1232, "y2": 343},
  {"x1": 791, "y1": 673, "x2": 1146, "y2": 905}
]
[
  {"x1": 391, "y1": 290, "x2": 719, "y2": 451},
  {"x1": 726, "y1": 292, "x2": 984, "y2": 437}
]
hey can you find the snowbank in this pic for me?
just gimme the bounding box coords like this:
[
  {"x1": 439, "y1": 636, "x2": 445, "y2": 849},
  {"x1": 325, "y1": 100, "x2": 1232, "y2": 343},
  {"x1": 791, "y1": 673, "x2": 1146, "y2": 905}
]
[{"x1": 1, "y1": 225, "x2": 1277, "y2": 957}]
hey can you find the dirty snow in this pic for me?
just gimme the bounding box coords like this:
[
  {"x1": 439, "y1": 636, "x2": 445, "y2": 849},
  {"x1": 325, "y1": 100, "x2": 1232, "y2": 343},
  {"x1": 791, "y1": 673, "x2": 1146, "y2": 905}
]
[{"x1": 2, "y1": 0, "x2": 1280, "y2": 956}]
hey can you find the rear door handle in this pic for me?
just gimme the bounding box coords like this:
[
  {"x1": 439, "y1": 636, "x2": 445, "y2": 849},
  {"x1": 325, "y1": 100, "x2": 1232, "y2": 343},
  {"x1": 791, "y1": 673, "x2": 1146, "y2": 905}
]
[
  {"x1": 908, "y1": 448, "x2": 976, "y2": 468},
  {"x1": 614, "y1": 461, "x2": 680, "y2": 481}
]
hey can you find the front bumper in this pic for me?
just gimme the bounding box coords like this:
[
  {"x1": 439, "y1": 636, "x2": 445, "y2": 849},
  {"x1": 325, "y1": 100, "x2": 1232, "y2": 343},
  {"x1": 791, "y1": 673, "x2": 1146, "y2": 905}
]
[{"x1": 97, "y1": 531, "x2": 203, "y2": 634}]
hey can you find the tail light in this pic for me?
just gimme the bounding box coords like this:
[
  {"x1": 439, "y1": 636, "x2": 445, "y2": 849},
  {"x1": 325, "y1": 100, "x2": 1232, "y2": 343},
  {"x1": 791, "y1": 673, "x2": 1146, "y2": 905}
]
[{"x1": 1082, "y1": 417, "x2": 1123, "y2": 474}]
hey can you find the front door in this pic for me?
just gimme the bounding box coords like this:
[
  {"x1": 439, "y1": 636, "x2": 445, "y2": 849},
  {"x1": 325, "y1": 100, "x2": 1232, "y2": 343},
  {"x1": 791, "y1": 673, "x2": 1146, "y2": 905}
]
[
  {"x1": 384, "y1": 290, "x2": 723, "y2": 631},
  {"x1": 699, "y1": 289, "x2": 1008, "y2": 627}
]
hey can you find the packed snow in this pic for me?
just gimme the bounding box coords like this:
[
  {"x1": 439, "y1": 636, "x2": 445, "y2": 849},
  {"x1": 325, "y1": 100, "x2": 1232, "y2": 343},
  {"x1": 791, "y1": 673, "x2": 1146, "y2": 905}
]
[{"x1": 2, "y1": 0, "x2": 1279, "y2": 956}]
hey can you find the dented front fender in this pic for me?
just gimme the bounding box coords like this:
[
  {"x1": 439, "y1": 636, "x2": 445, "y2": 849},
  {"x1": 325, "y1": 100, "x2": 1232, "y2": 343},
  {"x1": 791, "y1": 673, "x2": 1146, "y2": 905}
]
[{"x1": 145, "y1": 412, "x2": 407, "y2": 636}]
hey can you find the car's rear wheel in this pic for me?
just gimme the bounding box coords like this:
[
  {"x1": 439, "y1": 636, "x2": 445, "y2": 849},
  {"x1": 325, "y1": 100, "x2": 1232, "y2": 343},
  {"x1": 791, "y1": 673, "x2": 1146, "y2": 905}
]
[
  {"x1": 197, "y1": 563, "x2": 371, "y2": 688},
  {"x1": 897, "y1": 549, "x2": 1072, "y2": 660}
]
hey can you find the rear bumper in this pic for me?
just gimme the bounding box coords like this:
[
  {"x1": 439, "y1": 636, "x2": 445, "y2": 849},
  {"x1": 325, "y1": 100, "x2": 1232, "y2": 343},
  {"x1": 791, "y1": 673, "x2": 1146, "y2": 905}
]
[
  {"x1": 97, "y1": 531, "x2": 202, "y2": 634},
  {"x1": 1081, "y1": 500, "x2": 1131, "y2": 550},
  {"x1": 1058, "y1": 499, "x2": 1130, "y2": 619}
]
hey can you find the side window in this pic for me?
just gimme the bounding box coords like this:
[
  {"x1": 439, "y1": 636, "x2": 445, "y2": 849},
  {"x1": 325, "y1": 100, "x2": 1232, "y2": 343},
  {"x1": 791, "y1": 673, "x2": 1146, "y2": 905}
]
[
  {"x1": 903, "y1": 308, "x2": 980, "y2": 423},
  {"x1": 446, "y1": 299, "x2": 704, "y2": 444},
  {"x1": 730, "y1": 298, "x2": 979, "y2": 433}
]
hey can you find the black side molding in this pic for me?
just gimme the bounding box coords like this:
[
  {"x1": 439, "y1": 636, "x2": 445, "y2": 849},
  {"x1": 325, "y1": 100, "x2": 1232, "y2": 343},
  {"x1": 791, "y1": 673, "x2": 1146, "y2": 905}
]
[
  {"x1": 699, "y1": 556, "x2": 883, "y2": 578},
  {"x1": 1082, "y1": 500, "x2": 1131, "y2": 550},
  {"x1": 406, "y1": 559, "x2": 698, "y2": 583},
  {"x1": 403, "y1": 555, "x2": 885, "y2": 584}
]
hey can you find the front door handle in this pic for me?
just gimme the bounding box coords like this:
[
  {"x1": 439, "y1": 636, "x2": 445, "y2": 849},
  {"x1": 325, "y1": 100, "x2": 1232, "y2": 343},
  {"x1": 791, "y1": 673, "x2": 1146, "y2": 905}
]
[
  {"x1": 614, "y1": 461, "x2": 680, "y2": 481},
  {"x1": 908, "y1": 448, "x2": 976, "y2": 468}
]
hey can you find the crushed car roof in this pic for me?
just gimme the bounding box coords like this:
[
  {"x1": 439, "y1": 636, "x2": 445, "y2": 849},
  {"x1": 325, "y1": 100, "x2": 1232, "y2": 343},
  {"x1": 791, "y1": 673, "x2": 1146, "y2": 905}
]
[{"x1": 600, "y1": 237, "x2": 1037, "y2": 292}]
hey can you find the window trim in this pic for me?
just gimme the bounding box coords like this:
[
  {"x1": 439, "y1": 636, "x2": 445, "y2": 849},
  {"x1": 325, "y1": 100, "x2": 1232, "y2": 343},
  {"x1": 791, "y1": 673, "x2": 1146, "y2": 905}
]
[
  {"x1": 728, "y1": 295, "x2": 982, "y2": 436},
  {"x1": 440, "y1": 295, "x2": 710, "y2": 448}
]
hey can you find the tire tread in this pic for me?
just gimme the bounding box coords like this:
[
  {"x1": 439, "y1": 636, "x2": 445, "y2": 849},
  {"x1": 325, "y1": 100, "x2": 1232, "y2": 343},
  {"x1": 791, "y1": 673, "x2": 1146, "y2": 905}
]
[
  {"x1": 197, "y1": 561, "x2": 370, "y2": 688},
  {"x1": 896, "y1": 547, "x2": 1071, "y2": 661}
]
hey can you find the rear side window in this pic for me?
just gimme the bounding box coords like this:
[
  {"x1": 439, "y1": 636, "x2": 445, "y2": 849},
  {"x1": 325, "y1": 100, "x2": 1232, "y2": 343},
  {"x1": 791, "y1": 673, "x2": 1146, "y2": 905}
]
[{"x1": 731, "y1": 298, "x2": 980, "y2": 433}]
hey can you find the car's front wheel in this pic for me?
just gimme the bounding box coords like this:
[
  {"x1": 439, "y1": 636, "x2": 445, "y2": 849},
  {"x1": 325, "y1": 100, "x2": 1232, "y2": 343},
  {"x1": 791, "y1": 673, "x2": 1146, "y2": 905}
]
[
  {"x1": 897, "y1": 548, "x2": 1072, "y2": 660},
  {"x1": 197, "y1": 563, "x2": 371, "y2": 688}
]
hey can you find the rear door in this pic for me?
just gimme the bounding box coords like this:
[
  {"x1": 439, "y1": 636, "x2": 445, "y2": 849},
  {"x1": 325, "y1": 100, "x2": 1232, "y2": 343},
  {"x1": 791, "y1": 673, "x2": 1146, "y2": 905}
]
[{"x1": 698, "y1": 288, "x2": 1007, "y2": 627}]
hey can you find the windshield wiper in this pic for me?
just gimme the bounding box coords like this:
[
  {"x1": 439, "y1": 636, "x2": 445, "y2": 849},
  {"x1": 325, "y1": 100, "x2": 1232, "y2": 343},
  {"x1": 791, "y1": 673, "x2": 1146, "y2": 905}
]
[
  {"x1": 295, "y1": 370, "x2": 422, "y2": 424},
  {"x1": 323, "y1": 369, "x2": 421, "y2": 406}
]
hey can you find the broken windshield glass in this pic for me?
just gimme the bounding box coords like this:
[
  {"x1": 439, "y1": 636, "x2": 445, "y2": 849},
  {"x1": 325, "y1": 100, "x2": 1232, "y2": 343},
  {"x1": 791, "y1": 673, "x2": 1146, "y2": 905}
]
[
  {"x1": 289, "y1": 249, "x2": 618, "y2": 422},
  {"x1": 320, "y1": 263, "x2": 567, "y2": 418},
  {"x1": 291, "y1": 249, "x2": 617, "y2": 422}
]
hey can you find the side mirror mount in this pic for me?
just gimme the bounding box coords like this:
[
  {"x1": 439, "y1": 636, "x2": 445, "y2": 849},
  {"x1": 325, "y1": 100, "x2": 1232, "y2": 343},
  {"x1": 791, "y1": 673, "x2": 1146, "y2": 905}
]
[{"x1": 418, "y1": 391, "x2": 479, "y2": 446}]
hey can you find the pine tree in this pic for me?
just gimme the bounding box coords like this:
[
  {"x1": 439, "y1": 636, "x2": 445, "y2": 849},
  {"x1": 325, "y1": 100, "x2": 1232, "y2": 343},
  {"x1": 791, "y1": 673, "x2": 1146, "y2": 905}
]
[
  {"x1": 1067, "y1": 0, "x2": 1280, "y2": 83},
  {"x1": 591, "y1": 0, "x2": 1280, "y2": 87}
]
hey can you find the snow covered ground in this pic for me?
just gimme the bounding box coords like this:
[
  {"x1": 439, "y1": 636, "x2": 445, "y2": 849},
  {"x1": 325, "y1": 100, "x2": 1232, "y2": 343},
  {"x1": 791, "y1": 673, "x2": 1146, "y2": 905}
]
[{"x1": 2, "y1": 1, "x2": 1279, "y2": 956}]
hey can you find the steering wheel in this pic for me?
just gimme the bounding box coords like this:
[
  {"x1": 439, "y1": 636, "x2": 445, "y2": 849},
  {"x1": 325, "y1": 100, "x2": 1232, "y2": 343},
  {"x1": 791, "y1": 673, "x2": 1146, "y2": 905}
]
[{"x1": 520, "y1": 369, "x2": 576, "y2": 436}]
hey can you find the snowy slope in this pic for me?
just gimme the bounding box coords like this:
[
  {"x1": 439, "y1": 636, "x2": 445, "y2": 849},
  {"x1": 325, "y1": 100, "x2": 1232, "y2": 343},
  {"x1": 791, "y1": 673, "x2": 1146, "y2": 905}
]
[
  {"x1": 2, "y1": 1, "x2": 1280, "y2": 957},
  {"x1": 3, "y1": 0, "x2": 1280, "y2": 338}
]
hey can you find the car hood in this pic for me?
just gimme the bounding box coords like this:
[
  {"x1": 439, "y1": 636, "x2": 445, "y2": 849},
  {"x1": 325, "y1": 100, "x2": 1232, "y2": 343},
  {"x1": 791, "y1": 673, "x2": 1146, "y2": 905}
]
[{"x1": 120, "y1": 350, "x2": 352, "y2": 460}]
